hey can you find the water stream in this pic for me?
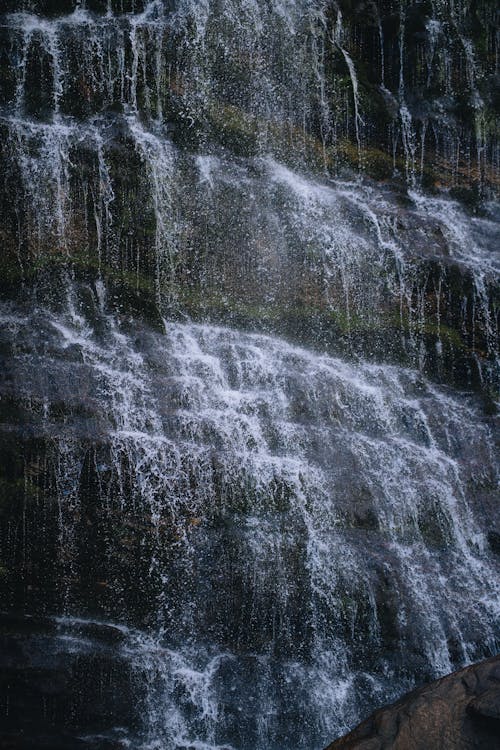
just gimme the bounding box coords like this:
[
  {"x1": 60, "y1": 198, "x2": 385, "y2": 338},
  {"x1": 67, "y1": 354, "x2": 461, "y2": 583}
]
[{"x1": 0, "y1": 1, "x2": 499, "y2": 748}]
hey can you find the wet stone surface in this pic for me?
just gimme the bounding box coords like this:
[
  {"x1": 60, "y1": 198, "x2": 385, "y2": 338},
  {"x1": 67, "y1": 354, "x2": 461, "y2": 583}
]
[{"x1": 325, "y1": 655, "x2": 500, "y2": 750}]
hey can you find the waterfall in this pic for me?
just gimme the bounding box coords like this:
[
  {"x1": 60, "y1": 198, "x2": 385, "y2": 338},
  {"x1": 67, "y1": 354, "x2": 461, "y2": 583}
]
[
  {"x1": 1, "y1": 294, "x2": 499, "y2": 748},
  {"x1": 0, "y1": 1, "x2": 499, "y2": 749}
]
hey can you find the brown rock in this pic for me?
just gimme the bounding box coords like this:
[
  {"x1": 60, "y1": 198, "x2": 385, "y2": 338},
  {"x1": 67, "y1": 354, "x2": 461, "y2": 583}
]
[
  {"x1": 325, "y1": 656, "x2": 500, "y2": 750},
  {"x1": 468, "y1": 689, "x2": 500, "y2": 723}
]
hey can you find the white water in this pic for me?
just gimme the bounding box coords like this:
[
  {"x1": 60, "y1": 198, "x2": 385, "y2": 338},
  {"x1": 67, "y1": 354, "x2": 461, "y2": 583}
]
[
  {"x1": 1, "y1": 1, "x2": 499, "y2": 747},
  {"x1": 3, "y1": 294, "x2": 499, "y2": 747},
  {"x1": 331, "y1": 10, "x2": 364, "y2": 163},
  {"x1": 4, "y1": 103, "x2": 497, "y2": 385}
]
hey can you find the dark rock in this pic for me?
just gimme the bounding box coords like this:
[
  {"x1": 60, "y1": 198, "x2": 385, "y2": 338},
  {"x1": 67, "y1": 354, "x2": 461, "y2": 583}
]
[
  {"x1": 0, "y1": 613, "x2": 139, "y2": 749},
  {"x1": 468, "y1": 688, "x2": 500, "y2": 723},
  {"x1": 488, "y1": 531, "x2": 500, "y2": 556},
  {"x1": 324, "y1": 655, "x2": 500, "y2": 749}
]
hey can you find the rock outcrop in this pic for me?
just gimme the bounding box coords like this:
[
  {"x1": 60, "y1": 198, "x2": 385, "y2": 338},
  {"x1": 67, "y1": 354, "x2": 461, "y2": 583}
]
[{"x1": 325, "y1": 655, "x2": 500, "y2": 750}]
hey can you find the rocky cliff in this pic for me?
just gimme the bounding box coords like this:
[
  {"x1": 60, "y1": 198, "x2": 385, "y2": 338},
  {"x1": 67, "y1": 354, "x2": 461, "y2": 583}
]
[{"x1": 0, "y1": 2, "x2": 499, "y2": 749}]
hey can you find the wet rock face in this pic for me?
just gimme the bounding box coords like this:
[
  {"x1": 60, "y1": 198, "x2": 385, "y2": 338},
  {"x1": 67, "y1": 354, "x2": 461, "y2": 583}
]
[
  {"x1": 0, "y1": 293, "x2": 499, "y2": 748},
  {"x1": 1, "y1": 0, "x2": 498, "y2": 190},
  {"x1": 0, "y1": 613, "x2": 139, "y2": 750},
  {"x1": 325, "y1": 655, "x2": 500, "y2": 750},
  {"x1": 0, "y1": 1, "x2": 498, "y2": 394},
  {"x1": 0, "y1": 1, "x2": 499, "y2": 748}
]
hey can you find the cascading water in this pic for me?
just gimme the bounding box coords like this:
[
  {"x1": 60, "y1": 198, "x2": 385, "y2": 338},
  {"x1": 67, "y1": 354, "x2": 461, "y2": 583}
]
[
  {"x1": 2, "y1": 293, "x2": 499, "y2": 748},
  {"x1": 0, "y1": 2, "x2": 499, "y2": 750}
]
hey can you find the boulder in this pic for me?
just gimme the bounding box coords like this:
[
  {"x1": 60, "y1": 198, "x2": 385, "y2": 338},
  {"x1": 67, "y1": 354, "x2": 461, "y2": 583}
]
[{"x1": 325, "y1": 655, "x2": 500, "y2": 749}]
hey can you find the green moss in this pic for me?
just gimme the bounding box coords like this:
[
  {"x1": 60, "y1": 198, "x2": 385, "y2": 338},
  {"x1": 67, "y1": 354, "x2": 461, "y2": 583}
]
[
  {"x1": 207, "y1": 102, "x2": 260, "y2": 156},
  {"x1": 0, "y1": 249, "x2": 164, "y2": 331},
  {"x1": 175, "y1": 281, "x2": 474, "y2": 352},
  {"x1": 419, "y1": 322, "x2": 467, "y2": 350},
  {"x1": 417, "y1": 502, "x2": 453, "y2": 549}
]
